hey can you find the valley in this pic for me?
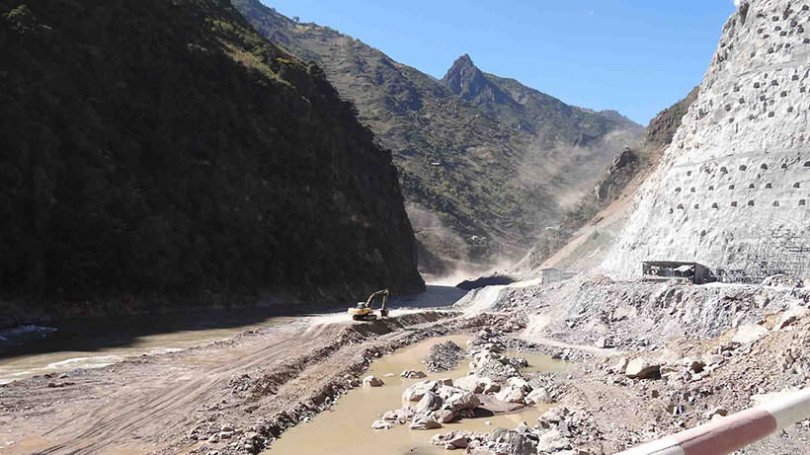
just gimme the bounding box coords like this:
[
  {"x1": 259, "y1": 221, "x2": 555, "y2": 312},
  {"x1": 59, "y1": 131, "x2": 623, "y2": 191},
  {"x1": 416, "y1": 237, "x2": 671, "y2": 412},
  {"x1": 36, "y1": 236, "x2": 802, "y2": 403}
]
[{"x1": 1, "y1": 0, "x2": 810, "y2": 454}]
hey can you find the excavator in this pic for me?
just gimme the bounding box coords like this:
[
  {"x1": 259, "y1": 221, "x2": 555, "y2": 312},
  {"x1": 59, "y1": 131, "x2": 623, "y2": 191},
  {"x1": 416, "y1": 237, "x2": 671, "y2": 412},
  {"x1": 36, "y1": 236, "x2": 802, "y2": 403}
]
[{"x1": 348, "y1": 289, "x2": 390, "y2": 321}]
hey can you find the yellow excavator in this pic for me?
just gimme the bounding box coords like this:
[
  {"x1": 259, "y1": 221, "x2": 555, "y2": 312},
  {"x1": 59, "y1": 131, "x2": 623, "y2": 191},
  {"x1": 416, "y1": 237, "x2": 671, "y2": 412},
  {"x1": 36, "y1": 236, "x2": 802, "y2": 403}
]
[{"x1": 348, "y1": 289, "x2": 390, "y2": 321}]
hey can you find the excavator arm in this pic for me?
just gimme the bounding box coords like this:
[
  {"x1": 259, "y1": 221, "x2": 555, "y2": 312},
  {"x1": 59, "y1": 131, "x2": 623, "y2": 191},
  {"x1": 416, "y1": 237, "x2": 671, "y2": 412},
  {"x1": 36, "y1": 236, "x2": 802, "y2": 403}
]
[{"x1": 349, "y1": 289, "x2": 390, "y2": 320}]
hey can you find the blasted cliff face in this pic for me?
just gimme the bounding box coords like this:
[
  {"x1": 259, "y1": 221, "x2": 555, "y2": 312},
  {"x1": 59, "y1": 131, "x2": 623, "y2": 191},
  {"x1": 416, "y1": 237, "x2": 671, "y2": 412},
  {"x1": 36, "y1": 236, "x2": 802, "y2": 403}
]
[{"x1": 603, "y1": 0, "x2": 810, "y2": 280}]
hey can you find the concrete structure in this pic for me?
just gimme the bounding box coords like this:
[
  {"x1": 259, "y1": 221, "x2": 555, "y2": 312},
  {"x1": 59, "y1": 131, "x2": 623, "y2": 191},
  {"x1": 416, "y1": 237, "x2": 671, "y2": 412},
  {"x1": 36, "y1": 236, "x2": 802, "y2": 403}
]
[
  {"x1": 642, "y1": 261, "x2": 716, "y2": 284},
  {"x1": 539, "y1": 268, "x2": 575, "y2": 284},
  {"x1": 604, "y1": 0, "x2": 810, "y2": 280}
]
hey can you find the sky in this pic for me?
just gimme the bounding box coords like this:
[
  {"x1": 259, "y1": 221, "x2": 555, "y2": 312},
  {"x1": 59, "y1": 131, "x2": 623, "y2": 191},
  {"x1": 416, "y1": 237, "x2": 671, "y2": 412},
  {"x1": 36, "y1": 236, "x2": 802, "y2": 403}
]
[{"x1": 263, "y1": 1, "x2": 737, "y2": 125}]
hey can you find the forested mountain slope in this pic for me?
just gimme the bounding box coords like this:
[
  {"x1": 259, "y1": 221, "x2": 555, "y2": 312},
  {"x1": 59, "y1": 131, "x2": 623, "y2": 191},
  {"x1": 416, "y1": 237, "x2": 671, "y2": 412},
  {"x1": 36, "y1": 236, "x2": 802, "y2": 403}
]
[{"x1": 0, "y1": 0, "x2": 423, "y2": 315}]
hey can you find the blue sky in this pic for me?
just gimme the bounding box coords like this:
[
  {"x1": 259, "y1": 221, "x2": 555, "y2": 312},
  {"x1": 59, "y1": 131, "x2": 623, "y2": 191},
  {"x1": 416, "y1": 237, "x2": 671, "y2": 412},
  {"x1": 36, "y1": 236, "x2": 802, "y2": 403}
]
[{"x1": 262, "y1": 1, "x2": 736, "y2": 125}]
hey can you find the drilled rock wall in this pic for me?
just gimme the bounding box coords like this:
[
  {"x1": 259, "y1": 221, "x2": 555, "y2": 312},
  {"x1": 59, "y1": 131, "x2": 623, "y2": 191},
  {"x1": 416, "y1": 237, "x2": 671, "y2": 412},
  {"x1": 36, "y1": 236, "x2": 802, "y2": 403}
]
[{"x1": 604, "y1": 0, "x2": 810, "y2": 279}]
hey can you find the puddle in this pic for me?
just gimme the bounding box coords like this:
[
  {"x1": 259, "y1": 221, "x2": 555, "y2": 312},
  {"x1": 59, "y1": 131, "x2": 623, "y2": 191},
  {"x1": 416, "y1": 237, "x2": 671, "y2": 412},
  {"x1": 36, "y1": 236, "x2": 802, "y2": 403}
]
[{"x1": 266, "y1": 334, "x2": 565, "y2": 455}]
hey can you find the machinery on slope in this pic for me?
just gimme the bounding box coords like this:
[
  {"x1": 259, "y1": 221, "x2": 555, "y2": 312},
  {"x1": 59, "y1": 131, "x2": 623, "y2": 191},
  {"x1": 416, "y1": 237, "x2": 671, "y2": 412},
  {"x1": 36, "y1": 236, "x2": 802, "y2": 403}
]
[{"x1": 348, "y1": 289, "x2": 390, "y2": 321}]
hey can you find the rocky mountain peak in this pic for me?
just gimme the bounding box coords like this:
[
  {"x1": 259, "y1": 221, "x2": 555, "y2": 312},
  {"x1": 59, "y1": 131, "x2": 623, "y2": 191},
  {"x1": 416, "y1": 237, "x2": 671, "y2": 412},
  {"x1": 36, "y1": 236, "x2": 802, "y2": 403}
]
[
  {"x1": 440, "y1": 53, "x2": 494, "y2": 102},
  {"x1": 441, "y1": 54, "x2": 514, "y2": 104}
]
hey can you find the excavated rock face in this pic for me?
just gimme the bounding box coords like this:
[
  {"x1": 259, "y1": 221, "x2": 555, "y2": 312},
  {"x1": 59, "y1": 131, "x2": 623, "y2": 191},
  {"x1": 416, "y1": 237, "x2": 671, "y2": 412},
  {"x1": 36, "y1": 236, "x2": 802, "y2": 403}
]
[{"x1": 604, "y1": 0, "x2": 810, "y2": 280}]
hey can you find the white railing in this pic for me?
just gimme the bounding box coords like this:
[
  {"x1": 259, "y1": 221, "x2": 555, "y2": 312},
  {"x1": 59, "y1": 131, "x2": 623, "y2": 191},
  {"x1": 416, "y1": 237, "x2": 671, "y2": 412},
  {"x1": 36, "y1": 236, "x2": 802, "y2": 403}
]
[{"x1": 618, "y1": 388, "x2": 810, "y2": 455}]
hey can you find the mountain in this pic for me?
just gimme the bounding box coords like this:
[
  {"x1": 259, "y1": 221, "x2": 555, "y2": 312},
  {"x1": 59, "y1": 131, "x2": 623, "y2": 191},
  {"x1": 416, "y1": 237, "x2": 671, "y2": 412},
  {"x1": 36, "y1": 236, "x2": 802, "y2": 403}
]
[
  {"x1": 0, "y1": 0, "x2": 423, "y2": 314},
  {"x1": 233, "y1": 0, "x2": 643, "y2": 273},
  {"x1": 440, "y1": 54, "x2": 640, "y2": 146},
  {"x1": 604, "y1": 0, "x2": 810, "y2": 280}
]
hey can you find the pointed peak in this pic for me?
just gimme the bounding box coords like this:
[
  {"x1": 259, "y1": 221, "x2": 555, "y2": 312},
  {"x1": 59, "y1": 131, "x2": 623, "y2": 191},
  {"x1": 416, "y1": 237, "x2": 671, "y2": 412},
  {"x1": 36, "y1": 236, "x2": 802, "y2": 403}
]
[
  {"x1": 443, "y1": 53, "x2": 482, "y2": 82},
  {"x1": 457, "y1": 53, "x2": 474, "y2": 64},
  {"x1": 450, "y1": 53, "x2": 477, "y2": 70}
]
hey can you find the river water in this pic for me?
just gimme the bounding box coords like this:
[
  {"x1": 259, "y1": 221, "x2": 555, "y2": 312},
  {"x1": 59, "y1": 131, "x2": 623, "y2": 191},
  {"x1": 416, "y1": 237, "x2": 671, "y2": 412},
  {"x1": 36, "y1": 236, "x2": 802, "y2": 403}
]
[
  {"x1": 0, "y1": 285, "x2": 468, "y2": 385},
  {"x1": 266, "y1": 334, "x2": 565, "y2": 455}
]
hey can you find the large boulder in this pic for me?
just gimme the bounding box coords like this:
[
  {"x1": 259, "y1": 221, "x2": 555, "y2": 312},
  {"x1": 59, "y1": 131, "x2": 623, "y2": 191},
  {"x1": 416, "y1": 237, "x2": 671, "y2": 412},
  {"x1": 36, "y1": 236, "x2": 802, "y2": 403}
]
[
  {"x1": 403, "y1": 380, "x2": 439, "y2": 402},
  {"x1": 495, "y1": 385, "x2": 527, "y2": 404},
  {"x1": 525, "y1": 387, "x2": 552, "y2": 405},
  {"x1": 439, "y1": 386, "x2": 480, "y2": 412},
  {"x1": 625, "y1": 358, "x2": 661, "y2": 379},
  {"x1": 486, "y1": 428, "x2": 536, "y2": 455},
  {"x1": 506, "y1": 376, "x2": 532, "y2": 393},
  {"x1": 410, "y1": 413, "x2": 442, "y2": 430},
  {"x1": 416, "y1": 391, "x2": 443, "y2": 413},
  {"x1": 454, "y1": 375, "x2": 496, "y2": 394},
  {"x1": 535, "y1": 429, "x2": 572, "y2": 452}
]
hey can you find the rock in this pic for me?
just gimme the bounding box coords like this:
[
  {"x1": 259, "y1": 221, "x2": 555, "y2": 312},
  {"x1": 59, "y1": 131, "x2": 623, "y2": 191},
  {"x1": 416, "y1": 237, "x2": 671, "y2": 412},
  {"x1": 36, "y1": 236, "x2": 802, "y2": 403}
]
[
  {"x1": 525, "y1": 387, "x2": 553, "y2": 405},
  {"x1": 506, "y1": 376, "x2": 532, "y2": 393},
  {"x1": 732, "y1": 324, "x2": 768, "y2": 344},
  {"x1": 437, "y1": 378, "x2": 454, "y2": 386},
  {"x1": 471, "y1": 357, "x2": 522, "y2": 383},
  {"x1": 611, "y1": 357, "x2": 629, "y2": 373},
  {"x1": 535, "y1": 429, "x2": 572, "y2": 452},
  {"x1": 416, "y1": 391, "x2": 443, "y2": 413},
  {"x1": 362, "y1": 375, "x2": 384, "y2": 387},
  {"x1": 686, "y1": 358, "x2": 706, "y2": 373},
  {"x1": 433, "y1": 409, "x2": 457, "y2": 424},
  {"x1": 537, "y1": 407, "x2": 568, "y2": 429},
  {"x1": 424, "y1": 340, "x2": 466, "y2": 372},
  {"x1": 445, "y1": 433, "x2": 469, "y2": 449},
  {"x1": 439, "y1": 386, "x2": 480, "y2": 411},
  {"x1": 431, "y1": 431, "x2": 471, "y2": 450},
  {"x1": 612, "y1": 305, "x2": 637, "y2": 322},
  {"x1": 777, "y1": 305, "x2": 809, "y2": 329},
  {"x1": 401, "y1": 370, "x2": 427, "y2": 379},
  {"x1": 403, "y1": 380, "x2": 438, "y2": 402},
  {"x1": 454, "y1": 375, "x2": 489, "y2": 394},
  {"x1": 487, "y1": 428, "x2": 537, "y2": 455},
  {"x1": 625, "y1": 358, "x2": 661, "y2": 379},
  {"x1": 495, "y1": 385, "x2": 527, "y2": 404},
  {"x1": 762, "y1": 274, "x2": 804, "y2": 288},
  {"x1": 371, "y1": 419, "x2": 392, "y2": 430},
  {"x1": 410, "y1": 413, "x2": 442, "y2": 430},
  {"x1": 595, "y1": 337, "x2": 614, "y2": 349},
  {"x1": 704, "y1": 406, "x2": 728, "y2": 420}
]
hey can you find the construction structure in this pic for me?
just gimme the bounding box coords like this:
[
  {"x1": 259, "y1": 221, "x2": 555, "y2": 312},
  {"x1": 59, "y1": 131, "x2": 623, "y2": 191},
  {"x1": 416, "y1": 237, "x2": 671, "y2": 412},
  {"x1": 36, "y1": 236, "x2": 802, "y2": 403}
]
[
  {"x1": 642, "y1": 261, "x2": 716, "y2": 285},
  {"x1": 603, "y1": 0, "x2": 810, "y2": 280}
]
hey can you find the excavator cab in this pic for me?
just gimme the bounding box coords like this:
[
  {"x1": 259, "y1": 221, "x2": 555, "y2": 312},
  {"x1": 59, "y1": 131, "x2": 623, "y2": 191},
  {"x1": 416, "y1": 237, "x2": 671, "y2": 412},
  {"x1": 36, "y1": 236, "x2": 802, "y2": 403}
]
[{"x1": 348, "y1": 289, "x2": 390, "y2": 321}]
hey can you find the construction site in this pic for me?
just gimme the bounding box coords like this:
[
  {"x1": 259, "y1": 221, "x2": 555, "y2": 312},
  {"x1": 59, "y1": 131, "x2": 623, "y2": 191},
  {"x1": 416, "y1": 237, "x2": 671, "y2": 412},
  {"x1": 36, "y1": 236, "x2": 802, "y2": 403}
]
[{"x1": 2, "y1": 1, "x2": 810, "y2": 455}]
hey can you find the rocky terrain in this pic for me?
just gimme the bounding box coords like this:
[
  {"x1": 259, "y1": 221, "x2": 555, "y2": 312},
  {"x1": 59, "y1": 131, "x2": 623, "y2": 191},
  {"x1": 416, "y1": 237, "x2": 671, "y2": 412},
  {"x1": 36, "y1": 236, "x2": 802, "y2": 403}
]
[
  {"x1": 232, "y1": 0, "x2": 642, "y2": 270},
  {"x1": 604, "y1": 0, "x2": 810, "y2": 280},
  {"x1": 0, "y1": 0, "x2": 422, "y2": 323},
  {"x1": 2, "y1": 1, "x2": 809, "y2": 455}
]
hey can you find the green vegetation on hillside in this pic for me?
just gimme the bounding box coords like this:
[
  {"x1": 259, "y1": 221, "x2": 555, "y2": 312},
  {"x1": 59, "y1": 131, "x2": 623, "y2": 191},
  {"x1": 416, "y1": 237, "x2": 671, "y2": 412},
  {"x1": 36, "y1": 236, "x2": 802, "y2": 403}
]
[{"x1": 0, "y1": 0, "x2": 423, "y2": 310}]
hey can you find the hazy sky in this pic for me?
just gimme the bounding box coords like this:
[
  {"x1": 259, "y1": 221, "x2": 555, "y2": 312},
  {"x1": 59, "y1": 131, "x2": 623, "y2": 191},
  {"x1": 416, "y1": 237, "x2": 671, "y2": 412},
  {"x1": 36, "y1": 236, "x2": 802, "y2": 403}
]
[{"x1": 262, "y1": 1, "x2": 736, "y2": 125}]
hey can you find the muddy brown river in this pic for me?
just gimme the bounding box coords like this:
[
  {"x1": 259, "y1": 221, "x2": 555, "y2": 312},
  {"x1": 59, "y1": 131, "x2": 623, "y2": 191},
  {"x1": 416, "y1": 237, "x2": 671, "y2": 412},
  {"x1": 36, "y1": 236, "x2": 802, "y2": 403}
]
[
  {"x1": 0, "y1": 286, "x2": 468, "y2": 385},
  {"x1": 266, "y1": 334, "x2": 565, "y2": 455}
]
